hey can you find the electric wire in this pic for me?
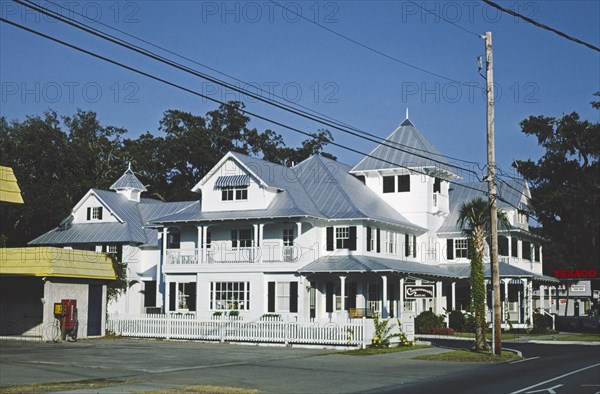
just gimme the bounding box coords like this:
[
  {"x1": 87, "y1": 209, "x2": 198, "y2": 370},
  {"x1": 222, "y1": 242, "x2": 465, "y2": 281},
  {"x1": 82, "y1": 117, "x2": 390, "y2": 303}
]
[
  {"x1": 267, "y1": 0, "x2": 485, "y2": 90},
  {"x1": 1, "y1": 15, "x2": 499, "y2": 203},
  {"x1": 14, "y1": 0, "x2": 483, "y2": 178},
  {"x1": 41, "y1": 0, "x2": 483, "y2": 170},
  {"x1": 482, "y1": 0, "x2": 599, "y2": 53}
]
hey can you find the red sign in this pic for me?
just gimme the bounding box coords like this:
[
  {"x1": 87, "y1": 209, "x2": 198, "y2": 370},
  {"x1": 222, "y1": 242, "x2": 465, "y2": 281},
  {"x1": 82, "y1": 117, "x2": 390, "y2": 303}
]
[{"x1": 554, "y1": 269, "x2": 597, "y2": 279}]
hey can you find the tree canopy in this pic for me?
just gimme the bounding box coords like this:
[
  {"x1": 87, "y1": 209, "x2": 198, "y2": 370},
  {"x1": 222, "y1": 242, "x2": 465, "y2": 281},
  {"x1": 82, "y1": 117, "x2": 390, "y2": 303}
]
[
  {"x1": 513, "y1": 93, "x2": 599, "y2": 273},
  {"x1": 0, "y1": 102, "x2": 335, "y2": 245}
]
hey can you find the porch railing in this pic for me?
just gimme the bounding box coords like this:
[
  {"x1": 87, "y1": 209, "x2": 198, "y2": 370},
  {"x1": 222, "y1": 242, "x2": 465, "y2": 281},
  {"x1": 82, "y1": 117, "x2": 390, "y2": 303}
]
[{"x1": 166, "y1": 244, "x2": 303, "y2": 265}]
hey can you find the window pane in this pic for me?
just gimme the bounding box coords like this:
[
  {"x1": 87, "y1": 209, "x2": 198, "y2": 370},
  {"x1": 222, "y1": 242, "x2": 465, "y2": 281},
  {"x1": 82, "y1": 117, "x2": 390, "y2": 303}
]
[
  {"x1": 398, "y1": 175, "x2": 410, "y2": 192},
  {"x1": 383, "y1": 176, "x2": 395, "y2": 193}
]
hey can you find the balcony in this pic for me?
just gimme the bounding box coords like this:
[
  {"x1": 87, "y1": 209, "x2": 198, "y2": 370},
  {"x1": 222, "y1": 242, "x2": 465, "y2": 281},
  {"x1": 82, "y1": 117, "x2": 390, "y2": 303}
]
[{"x1": 165, "y1": 245, "x2": 300, "y2": 265}]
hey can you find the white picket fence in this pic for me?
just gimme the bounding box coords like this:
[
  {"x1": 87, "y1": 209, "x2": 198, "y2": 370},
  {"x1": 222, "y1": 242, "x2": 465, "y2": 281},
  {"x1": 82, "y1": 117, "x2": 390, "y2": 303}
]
[{"x1": 107, "y1": 314, "x2": 369, "y2": 346}]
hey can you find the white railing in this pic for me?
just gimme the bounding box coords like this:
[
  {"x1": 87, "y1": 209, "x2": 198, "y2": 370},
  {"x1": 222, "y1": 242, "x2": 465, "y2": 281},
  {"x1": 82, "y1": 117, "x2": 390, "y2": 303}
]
[
  {"x1": 166, "y1": 244, "x2": 305, "y2": 265},
  {"x1": 107, "y1": 314, "x2": 375, "y2": 346},
  {"x1": 166, "y1": 249, "x2": 199, "y2": 265}
]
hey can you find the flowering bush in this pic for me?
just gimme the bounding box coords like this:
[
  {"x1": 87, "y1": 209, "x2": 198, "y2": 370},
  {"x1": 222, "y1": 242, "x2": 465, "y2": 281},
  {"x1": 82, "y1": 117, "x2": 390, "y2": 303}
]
[{"x1": 421, "y1": 327, "x2": 455, "y2": 335}]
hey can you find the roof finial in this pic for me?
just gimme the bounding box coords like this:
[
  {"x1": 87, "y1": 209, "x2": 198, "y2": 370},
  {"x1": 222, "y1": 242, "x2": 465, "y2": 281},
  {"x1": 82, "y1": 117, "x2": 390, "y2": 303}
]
[
  {"x1": 406, "y1": 108, "x2": 409, "y2": 119},
  {"x1": 128, "y1": 161, "x2": 132, "y2": 172}
]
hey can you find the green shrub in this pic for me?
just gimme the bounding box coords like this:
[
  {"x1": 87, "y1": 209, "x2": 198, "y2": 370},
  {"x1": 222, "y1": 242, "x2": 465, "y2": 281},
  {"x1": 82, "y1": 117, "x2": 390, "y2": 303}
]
[
  {"x1": 415, "y1": 311, "x2": 445, "y2": 334},
  {"x1": 448, "y1": 310, "x2": 466, "y2": 331}
]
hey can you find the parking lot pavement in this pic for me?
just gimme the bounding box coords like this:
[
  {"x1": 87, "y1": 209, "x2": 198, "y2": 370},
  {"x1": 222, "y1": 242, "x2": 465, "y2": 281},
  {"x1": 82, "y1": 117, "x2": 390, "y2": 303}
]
[{"x1": 0, "y1": 338, "x2": 475, "y2": 393}]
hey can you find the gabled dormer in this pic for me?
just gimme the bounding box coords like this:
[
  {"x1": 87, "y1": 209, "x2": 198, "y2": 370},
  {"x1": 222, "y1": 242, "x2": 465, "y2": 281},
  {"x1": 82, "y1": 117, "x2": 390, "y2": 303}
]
[
  {"x1": 350, "y1": 117, "x2": 460, "y2": 227},
  {"x1": 71, "y1": 189, "x2": 123, "y2": 224},
  {"x1": 191, "y1": 152, "x2": 284, "y2": 212},
  {"x1": 110, "y1": 164, "x2": 147, "y2": 202}
]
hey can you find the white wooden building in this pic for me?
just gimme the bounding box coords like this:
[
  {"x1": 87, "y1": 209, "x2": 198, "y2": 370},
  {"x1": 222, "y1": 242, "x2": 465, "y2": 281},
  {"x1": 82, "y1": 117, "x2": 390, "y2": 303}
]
[{"x1": 31, "y1": 118, "x2": 557, "y2": 328}]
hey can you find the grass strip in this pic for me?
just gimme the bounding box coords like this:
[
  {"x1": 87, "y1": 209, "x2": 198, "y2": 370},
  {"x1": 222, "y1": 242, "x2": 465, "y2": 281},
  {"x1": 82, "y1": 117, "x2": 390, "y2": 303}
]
[
  {"x1": 0, "y1": 378, "x2": 130, "y2": 394},
  {"x1": 141, "y1": 384, "x2": 262, "y2": 393},
  {"x1": 338, "y1": 345, "x2": 431, "y2": 356},
  {"x1": 414, "y1": 349, "x2": 521, "y2": 363}
]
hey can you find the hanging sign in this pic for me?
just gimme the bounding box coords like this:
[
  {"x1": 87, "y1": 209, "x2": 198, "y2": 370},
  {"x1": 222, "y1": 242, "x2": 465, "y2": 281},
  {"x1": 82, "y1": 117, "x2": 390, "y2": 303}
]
[{"x1": 405, "y1": 285, "x2": 435, "y2": 299}]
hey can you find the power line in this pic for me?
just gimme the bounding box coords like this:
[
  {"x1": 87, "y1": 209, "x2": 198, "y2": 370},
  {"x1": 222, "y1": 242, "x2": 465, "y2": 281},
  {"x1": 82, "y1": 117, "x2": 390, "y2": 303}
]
[
  {"x1": 267, "y1": 0, "x2": 485, "y2": 90},
  {"x1": 40, "y1": 0, "x2": 483, "y2": 170},
  {"x1": 482, "y1": 0, "x2": 600, "y2": 53},
  {"x1": 0, "y1": 15, "x2": 494, "y2": 202},
  {"x1": 405, "y1": 0, "x2": 481, "y2": 38},
  {"x1": 13, "y1": 0, "x2": 483, "y2": 178}
]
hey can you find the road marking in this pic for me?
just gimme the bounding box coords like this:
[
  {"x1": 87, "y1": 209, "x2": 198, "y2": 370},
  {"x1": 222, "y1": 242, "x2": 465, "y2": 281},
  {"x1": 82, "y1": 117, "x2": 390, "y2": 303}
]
[
  {"x1": 524, "y1": 384, "x2": 562, "y2": 394},
  {"x1": 510, "y1": 363, "x2": 600, "y2": 394},
  {"x1": 510, "y1": 357, "x2": 540, "y2": 364}
]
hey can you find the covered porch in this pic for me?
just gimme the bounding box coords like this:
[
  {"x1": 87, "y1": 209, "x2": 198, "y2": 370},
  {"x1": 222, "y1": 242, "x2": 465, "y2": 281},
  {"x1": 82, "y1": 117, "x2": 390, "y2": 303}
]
[{"x1": 298, "y1": 255, "x2": 459, "y2": 322}]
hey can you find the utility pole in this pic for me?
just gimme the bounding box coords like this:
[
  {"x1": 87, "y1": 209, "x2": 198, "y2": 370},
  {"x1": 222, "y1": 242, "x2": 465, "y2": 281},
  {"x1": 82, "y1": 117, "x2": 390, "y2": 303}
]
[{"x1": 484, "y1": 31, "x2": 502, "y2": 355}]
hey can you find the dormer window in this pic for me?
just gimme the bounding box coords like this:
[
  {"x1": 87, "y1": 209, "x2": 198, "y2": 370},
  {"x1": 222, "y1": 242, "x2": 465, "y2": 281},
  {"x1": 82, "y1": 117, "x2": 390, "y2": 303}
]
[
  {"x1": 216, "y1": 175, "x2": 250, "y2": 201},
  {"x1": 397, "y1": 175, "x2": 410, "y2": 192},
  {"x1": 86, "y1": 206, "x2": 103, "y2": 221},
  {"x1": 221, "y1": 187, "x2": 248, "y2": 201}
]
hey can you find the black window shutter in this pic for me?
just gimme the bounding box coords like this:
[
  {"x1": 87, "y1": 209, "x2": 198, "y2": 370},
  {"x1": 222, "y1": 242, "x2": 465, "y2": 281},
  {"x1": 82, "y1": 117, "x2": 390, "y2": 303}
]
[
  {"x1": 366, "y1": 227, "x2": 372, "y2": 252},
  {"x1": 188, "y1": 283, "x2": 196, "y2": 311},
  {"x1": 447, "y1": 239, "x2": 454, "y2": 260},
  {"x1": 98, "y1": 207, "x2": 103, "y2": 220},
  {"x1": 326, "y1": 282, "x2": 333, "y2": 313},
  {"x1": 169, "y1": 282, "x2": 176, "y2": 311},
  {"x1": 348, "y1": 282, "x2": 357, "y2": 309},
  {"x1": 289, "y1": 282, "x2": 298, "y2": 313},
  {"x1": 376, "y1": 228, "x2": 381, "y2": 253},
  {"x1": 412, "y1": 235, "x2": 417, "y2": 258},
  {"x1": 231, "y1": 230, "x2": 238, "y2": 248},
  {"x1": 348, "y1": 226, "x2": 357, "y2": 251},
  {"x1": 87, "y1": 207, "x2": 91, "y2": 220},
  {"x1": 405, "y1": 234, "x2": 410, "y2": 257},
  {"x1": 326, "y1": 227, "x2": 334, "y2": 251},
  {"x1": 267, "y1": 282, "x2": 275, "y2": 312}
]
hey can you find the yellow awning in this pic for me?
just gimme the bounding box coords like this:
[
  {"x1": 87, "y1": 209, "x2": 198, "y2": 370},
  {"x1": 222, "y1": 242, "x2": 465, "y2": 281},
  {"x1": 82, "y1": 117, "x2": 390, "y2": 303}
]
[
  {"x1": 0, "y1": 166, "x2": 24, "y2": 204},
  {"x1": 0, "y1": 247, "x2": 116, "y2": 280}
]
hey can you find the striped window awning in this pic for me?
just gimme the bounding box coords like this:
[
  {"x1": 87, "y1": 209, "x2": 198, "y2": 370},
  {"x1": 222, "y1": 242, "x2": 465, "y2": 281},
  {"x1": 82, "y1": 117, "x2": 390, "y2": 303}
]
[{"x1": 214, "y1": 175, "x2": 250, "y2": 188}]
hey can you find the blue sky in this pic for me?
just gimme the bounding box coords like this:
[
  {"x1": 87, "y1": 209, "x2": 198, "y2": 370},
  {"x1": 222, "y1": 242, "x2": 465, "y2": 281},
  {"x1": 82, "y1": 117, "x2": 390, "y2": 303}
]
[{"x1": 1, "y1": 0, "x2": 599, "y2": 182}]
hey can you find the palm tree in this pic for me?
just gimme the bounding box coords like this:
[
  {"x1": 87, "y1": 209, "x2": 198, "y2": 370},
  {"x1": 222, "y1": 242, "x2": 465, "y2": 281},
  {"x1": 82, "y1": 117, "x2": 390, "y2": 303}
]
[{"x1": 457, "y1": 197, "x2": 509, "y2": 351}]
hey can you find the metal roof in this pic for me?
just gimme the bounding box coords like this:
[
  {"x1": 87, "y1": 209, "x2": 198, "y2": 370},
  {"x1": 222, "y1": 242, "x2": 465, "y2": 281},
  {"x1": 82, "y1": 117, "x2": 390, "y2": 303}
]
[
  {"x1": 153, "y1": 154, "x2": 424, "y2": 231},
  {"x1": 350, "y1": 119, "x2": 458, "y2": 178},
  {"x1": 0, "y1": 247, "x2": 116, "y2": 280},
  {"x1": 0, "y1": 166, "x2": 24, "y2": 204},
  {"x1": 439, "y1": 262, "x2": 559, "y2": 285},
  {"x1": 110, "y1": 168, "x2": 147, "y2": 192},
  {"x1": 29, "y1": 189, "x2": 197, "y2": 246},
  {"x1": 298, "y1": 255, "x2": 459, "y2": 280},
  {"x1": 437, "y1": 180, "x2": 529, "y2": 234}
]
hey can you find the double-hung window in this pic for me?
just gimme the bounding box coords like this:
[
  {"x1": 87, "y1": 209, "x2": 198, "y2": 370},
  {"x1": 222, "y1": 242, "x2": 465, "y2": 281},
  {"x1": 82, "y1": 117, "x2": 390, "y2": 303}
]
[
  {"x1": 210, "y1": 281, "x2": 250, "y2": 310},
  {"x1": 231, "y1": 229, "x2": 252, "y2": 248},
  {"x1": 455, "y1": 239, "x2": 469, "y2": 258},
  {"x1": 336, "y1": 227, "x2": 350, "y2": 249}
]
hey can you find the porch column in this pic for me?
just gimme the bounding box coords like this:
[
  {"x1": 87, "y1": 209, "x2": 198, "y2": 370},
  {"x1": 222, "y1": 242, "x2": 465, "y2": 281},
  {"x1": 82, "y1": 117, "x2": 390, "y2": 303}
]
[
  {"x1": 517, "y1": 239, "x2": 523, "y2": 262},
  {"x1": 252, "y1": 223, "x2": 258, "y2": 263},
  {"x1": 197, "y1": 225, "x2": 203, "y2": 264},
  {"x1": 399, "y1": 278, "x2": 405, "y2": 321},
  {"x1": 258, "y1": 223, "x2": 264, "y2": 263},
  {"x1": 451, "y1": 282, "x2": 456, "y2": 310},
  {"x1": 415, "y1": 279, "x2": 422, "y2": 315},
  {"x1": 196, "y1": 273, "x2": 201, "y2": 317},
  {"x1": 340, "y1": 275, "x2": 346, "y2": 318},
  {"x1": 435, "y1": 281, "x2": 443, "y2": 314},
  {"x1": 539, "y1": 245, "x2": 543, "y2": 264},
  {"x1": 539, "y1": 285, "x2": 546, "y2": 312},
  {"x1": 382, "y1": 275, "x2": 388, "y2": 318},
  {"x1": 507, "y1": 237, "x2": 512, "y2": 264},
  {"x1": 164, "y1": 276, "x2": 170, "y2": 313},
  {"x1": 202, "y1": 226, "x2": 208, "y2": 264},
  {"x1": 526, "y1": 279, "x2": 533, "y2": 325},
  {"x1": 160, "y1": 227, "x2": 168, "y2": 308}
]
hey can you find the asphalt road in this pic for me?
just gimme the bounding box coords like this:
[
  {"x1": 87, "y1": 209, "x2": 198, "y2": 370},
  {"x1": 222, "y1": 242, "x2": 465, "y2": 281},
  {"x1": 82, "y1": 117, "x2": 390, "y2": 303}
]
[
  {"x1": 0, "y1": 337, "x2": 598, "y2": 393},
  {"x1": 379, "y1": 339, "x2": 600, "y2": 394}
]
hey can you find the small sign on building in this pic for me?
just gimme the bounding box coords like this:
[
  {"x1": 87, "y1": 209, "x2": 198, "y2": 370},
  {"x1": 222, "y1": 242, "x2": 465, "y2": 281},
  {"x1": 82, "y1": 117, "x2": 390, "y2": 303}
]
[{"x1": 405, "y1": 285, "x2": 435, "y2": 299}]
